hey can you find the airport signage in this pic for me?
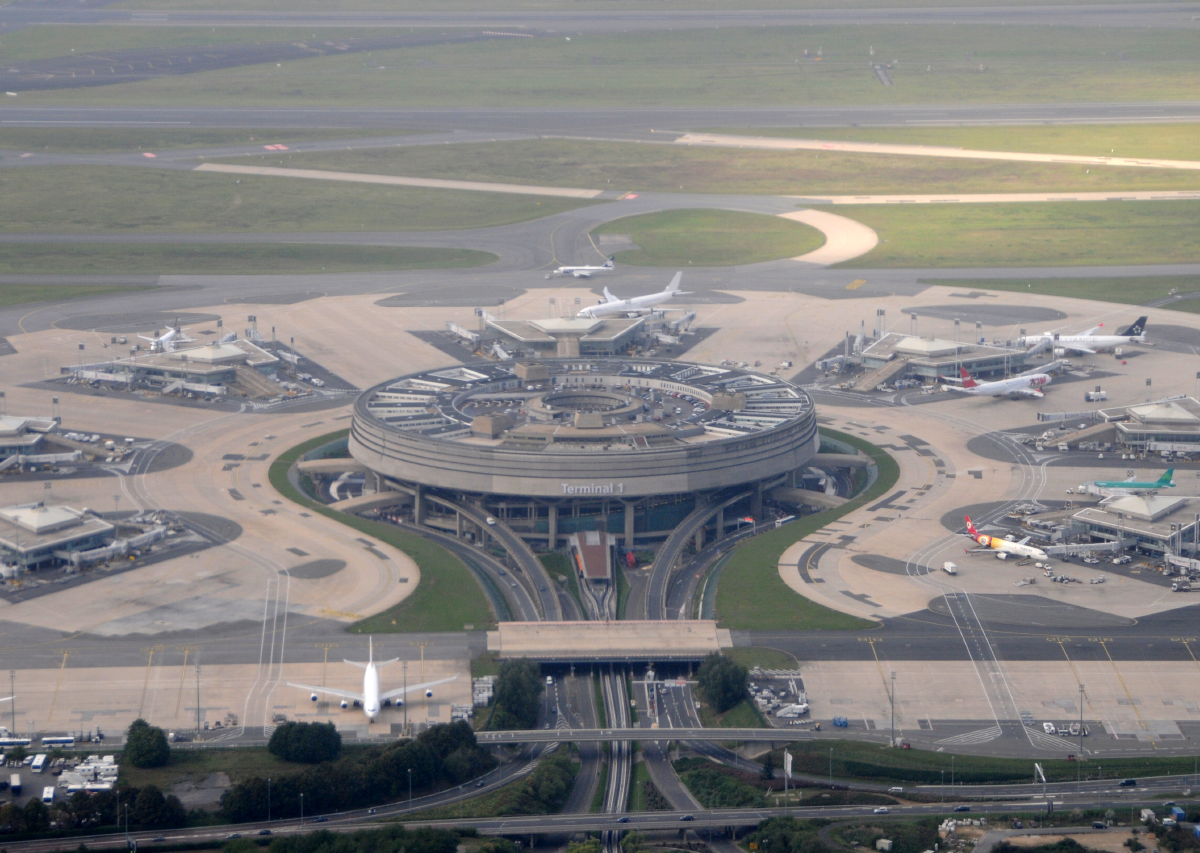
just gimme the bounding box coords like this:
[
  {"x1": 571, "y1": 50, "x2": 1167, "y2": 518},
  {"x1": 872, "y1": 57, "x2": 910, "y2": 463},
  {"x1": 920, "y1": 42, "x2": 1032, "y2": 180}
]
[{"x1": 561, "y1": 482, "x2": 625, "y2": 495}]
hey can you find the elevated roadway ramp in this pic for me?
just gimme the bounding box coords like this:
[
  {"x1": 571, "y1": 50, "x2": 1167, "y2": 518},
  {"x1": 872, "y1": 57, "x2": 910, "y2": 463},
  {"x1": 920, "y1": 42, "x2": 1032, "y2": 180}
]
[
  {"x1": 488, "y1": 620, "x2": 729, "y2": 663},
  {"x1": 851, "y1": 357, "x2": 908, "y2": 392},
  {"x1": 297, "y1": 457, "x2": 367, "y2": 475},
  {"x1": 767, "y1": 486, "x2": 848, "y2": 510},
  {"x1": 812, "y1": 452, "x2": 870, "y2": 469},
  {"x1": 478, "y1": 726, "x2": 814, "y2": 744}
]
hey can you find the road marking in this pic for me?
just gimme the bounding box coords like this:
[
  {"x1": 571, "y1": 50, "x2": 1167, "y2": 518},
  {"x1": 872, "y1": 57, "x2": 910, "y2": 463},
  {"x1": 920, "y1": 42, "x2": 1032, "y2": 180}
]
[
  {"x1": 1097, "y1": 641, "x2": 1150, "y2": 739},
  {"x1": 46, "y1": 650, "x2": 70, "y2": 723},
  {"x1": 846, "y1": 279, "x2": 867, "y2": 290}
]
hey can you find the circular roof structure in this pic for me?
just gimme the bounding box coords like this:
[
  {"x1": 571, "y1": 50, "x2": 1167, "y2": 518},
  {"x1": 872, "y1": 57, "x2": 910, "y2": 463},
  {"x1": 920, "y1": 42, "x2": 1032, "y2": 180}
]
[{"x1": 350, "y1": 358, "x2": 819, "y2": 500}]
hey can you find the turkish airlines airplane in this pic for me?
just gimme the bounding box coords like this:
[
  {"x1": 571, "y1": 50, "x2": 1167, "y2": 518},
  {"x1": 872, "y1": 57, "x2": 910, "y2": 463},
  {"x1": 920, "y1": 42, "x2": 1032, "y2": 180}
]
[
  {"x1": 1020, "y1": 316, "x2": 1148, "y2": 356},
  {"x1": 964, "y1": 515, "x2": 1048, "y2": 561},
  {"x1": 578, "y1": 271, "x2": 690, "y2": 319},
  {"x1": 941, "y1": 367, "x2": 1052, "y2": 399},
  {"x1": 287, "y1": 638, "x2": 457, "y2": 723}
]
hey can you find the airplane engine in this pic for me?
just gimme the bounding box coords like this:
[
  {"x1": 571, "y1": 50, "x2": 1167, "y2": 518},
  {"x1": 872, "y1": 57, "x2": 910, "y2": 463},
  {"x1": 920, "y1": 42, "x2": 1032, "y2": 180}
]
[
  {"x1": 310, "y1": 693, "x2": 319, "y2": 702},
  {"x1": 340, "y1": 699, "x2": 349, "y2": 709},
  {"x1": 996, "y1": 552, "x2": 1008, "y2": 560},
  {"x1": 396, "y1": 699, "x2": 404, "y2": 707},
  {"x1": 1053, "y1": 347, "x2": 1067, "y2": 358},
  {"x1": 425, "y1": 689, "x2": 434, "y2": 698}
]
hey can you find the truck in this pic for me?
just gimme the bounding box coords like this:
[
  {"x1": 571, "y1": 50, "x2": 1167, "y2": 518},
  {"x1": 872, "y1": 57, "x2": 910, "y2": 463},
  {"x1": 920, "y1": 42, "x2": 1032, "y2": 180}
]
[
  {"x1": 1171, "y1": 807, "x2": 1186, "y2": 822},
  {"x1": 10, "y1": 774, "x2": 20, "y2": 796},
  {"x1": 1141, "y1": 809, "x2": 1157, "y2": 825},
  {"x1": 1085, "y1": 390, "x2": 1108, "y2": 402},
  {"x1": 942, "y1": 562, "x2": 958, "y2": 575}
]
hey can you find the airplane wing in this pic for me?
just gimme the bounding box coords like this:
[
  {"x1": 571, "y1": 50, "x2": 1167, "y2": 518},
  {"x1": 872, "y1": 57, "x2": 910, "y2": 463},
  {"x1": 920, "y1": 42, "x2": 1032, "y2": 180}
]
[
  {"x1": 942, "y1": 385, "x2": 973, "y2": 394},
  {"x1": 1057, "y1": 343, "x2": 1096, "y2": 355},
  {"x1": 1081, "y1": 325, "x2": 1102, "y2": 336},
  {"x1": 379, "y1": 675, "x2": 458, "y2": 703},
  {"x1": 286, "y1": 682, "x2": 365, "y2": 703},
  {"x1": 137, "y1": 334, "x2": 158, "y2": 342},
  {"x1": 1013, "y1": 388, "x2": 1045, "y2": 398}
]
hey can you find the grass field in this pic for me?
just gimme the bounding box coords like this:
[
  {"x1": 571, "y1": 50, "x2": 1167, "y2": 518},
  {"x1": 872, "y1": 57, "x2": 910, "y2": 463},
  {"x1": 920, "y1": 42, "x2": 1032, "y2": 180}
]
[
  {"x1": 245, "y1": 138, "x2": 1200, "y2": 197},
  {"x1": 268, "y1": 431, "x2": 495, "y2": 633},
  {"x1": 723, "y1": 647, "x2": 799, "y2": 671},
  {"x1": 831, "y1": 201, "x2": 1200, "y2": 268},
  {"x1": 629, "y1": 761, "x2": 652, "y2": 812},
  {"x1": 0, "y1": 127, "x2": 403, "y2": 154},
  {"x1": 16, "y1": 25, "x2": 1200, "y2": 108},
  {"x1": 539, "y1": 553, "x2": 586, "y2": 620},
  {"x1": 119, "y1": 745, "x2": 292, "y2": 790},
  {"x1": 785, "y1": 739, "x2": 1200, "y2": 785},
  {"x1": 594, "y1": 210, "x2": 823, "y2": 267},
  {"x1": 0, "y1": 166, "x2": 597, "y2": 233},
  {"x1": 697, "y1": 697, "x2": 769, "y2": 729},
  {"x1": 712, "y1": 123, "x2": 1200, "y2": 163},
  {"x1": 0, "y1": 244, "x2": 496, "y2": 274},
  {"x1": 714, "y1": 429, "x2": 896, "y2": 631},
  {"x1": 0, "y1": 283, "x2": 159, "y2": 309},
  {"x1": 926, "y1": 276, "x2": 1200, "y2": 313}
]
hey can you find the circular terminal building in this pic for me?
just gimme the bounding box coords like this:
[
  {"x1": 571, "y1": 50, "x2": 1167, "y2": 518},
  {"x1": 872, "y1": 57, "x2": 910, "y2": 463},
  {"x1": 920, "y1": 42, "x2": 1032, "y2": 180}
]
[{"x1": 350, "y1": 358, "x2": 818, "y2": 547}]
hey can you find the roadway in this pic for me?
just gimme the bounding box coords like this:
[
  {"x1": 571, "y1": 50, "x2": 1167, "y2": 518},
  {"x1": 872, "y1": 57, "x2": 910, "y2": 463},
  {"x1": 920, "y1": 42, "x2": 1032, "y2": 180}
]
[{"x1": 479, "y1": 726, "x2": 816, "y2": 743}]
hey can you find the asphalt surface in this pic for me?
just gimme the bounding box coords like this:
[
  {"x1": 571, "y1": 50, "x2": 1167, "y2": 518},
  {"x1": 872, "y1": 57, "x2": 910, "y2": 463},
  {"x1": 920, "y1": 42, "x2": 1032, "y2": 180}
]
[{"x1": 5, "y1": 103, "x2": 1200, "y2": 135}]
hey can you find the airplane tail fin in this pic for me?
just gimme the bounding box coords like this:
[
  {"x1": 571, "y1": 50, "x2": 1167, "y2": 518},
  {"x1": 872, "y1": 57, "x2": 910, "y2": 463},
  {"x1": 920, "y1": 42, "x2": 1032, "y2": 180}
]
[
  {"x1": 959, "y1": 367, "x2": 978, "y2": 388},
  {"x1": 1161, "y1": 468, "x2": 1175, "y2": 485},
  {"x1": 604, "y1": 257, "x2": 614, "y2": 269},
  {"x1": 1123, "y1": 316, "x2": 1148, "y2": 336},
  {"x1": 665, "y1": 272, "x2": 683, "y2": 293},
  {"x1": 964, "y1": 515, "x2": 979, "y2": 536},
  {"x1": 603, "y1": 286, "x2": 620, "y2": 304},
  {"x1": 369, "y1": 636, "x2": 373, "y2": 664}
]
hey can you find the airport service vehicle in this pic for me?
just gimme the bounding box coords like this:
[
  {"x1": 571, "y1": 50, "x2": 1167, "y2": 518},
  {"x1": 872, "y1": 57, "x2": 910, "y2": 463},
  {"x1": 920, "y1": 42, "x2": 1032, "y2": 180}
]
[
  {"x1": 30, "y1": 754, "x2": 45, "y2": 773},
  {"x1": 550, "y1": 257, "x2": 614, "y2": 279},
  {"x1": 940, "y1": 367, "x2": 1052, "y2": 399},
  {"x1": 1093, "y1": 468, "x2": 1175, "y2": 495},
  {"x1": 288, "y1": 637, "x2": 456, "y2": 723},
  {"x1": 138, "y1": 320, "x2": 194, "y2": 353},
  {"x1": 41, "y1": 786, "x2": 54, "y2": 805},
  {"x1": 1020, "y1": 316, "x2": 1148, "y2": 356},
  {"x1": 964, "y1": 516, "x2": 1048, "y2": 561},
  {"x1": 9, "y1": 774, "x2": 19, "y2": 796},
  {"x1": 578, "y1": 271, "x2": 691, "y2": 319},
  {"x1": 942, "y1": 561, "x2": 958, "y2": 575}
]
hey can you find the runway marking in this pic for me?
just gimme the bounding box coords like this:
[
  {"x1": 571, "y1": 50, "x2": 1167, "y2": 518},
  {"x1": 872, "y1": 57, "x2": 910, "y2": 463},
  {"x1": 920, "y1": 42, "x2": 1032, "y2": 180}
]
[
  {"x1": 138, "y1": 645, "x2": 163, "y2": 719},
  {"x1": 1053, "y1": 639, "x2": 1093, "y2": 712},
  {"x1": 846, "y1": 279, "x2": 867, "y2": 290},
  {"x1": 46, "y1": 650, "x2": 70, "y2": 723},
  {"x1": 1097, "y1": 640, "x2": 1150, "y2": 739}
]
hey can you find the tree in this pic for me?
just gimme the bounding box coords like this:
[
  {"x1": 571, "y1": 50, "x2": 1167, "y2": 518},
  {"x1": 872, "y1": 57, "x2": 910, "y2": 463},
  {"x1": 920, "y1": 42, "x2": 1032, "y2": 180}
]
[
  {"x1": 268, "y1": 722, "x2": 341, "y2": 764},
  {"x1": 124, "y1": 719, "x2": 170, "y2": 768},
  {"x1": 621, "y1": 831, "x2": 647, "y2": 853},
  {"x1": 761, "y1": 751, "x2": 776, "y2": 780},
  {"x1": 7, "y1": 745, "x2": 27, "y2": 764},
  {"x1": 22, "y1": 796, "x2": 49, "y2": 832},
  {"x1": 480, "y1": 840, "x2": 521, "y2": 853},
  {"x1": 697, "y1": 652, "x2": 749, "y2": 713},
  {"x1": 489, "y1": 659, "x2": 543, "y2": 730},
  {"x1": 566, "y1": 841, "x2": 603, "y2": 853},
  {"x1": 0, "y1": 802, "x2": 23, "y2": 832}
]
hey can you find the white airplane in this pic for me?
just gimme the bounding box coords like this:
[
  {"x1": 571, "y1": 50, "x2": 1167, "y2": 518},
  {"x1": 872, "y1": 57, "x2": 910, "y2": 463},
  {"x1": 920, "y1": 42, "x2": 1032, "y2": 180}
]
[
  {"x1": 138, "y1": 320, "x2": 194, "y2": 353},
  {"x1": 578, "y1": 271, "x2": 690, "y2": 320},
  {"x1": 940, "y1": 366, "x2": 1052, "y2": 399},
  {"x1": 964, "y1": 515, "x2": 1048, "y2": 561},
  {"x1": 287, "y1": 638, "x2": 457, "y2": 723},
  {"x1": 550, "y1": 257, "x2": 614, "y2": 279},
  {"x1": 1020, "y1": 316, "x2": 1147, "y2": 356}
]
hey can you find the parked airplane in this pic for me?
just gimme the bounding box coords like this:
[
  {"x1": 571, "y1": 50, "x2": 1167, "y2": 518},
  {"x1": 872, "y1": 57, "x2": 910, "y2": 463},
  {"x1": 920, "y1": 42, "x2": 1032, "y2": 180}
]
[
  {"x1": 964, "y1": 515, "x2": 1048, "y2": 561},
  {"x1": 138, "y1": 320, "x2": 194, "y2": 353},
  {"x1": 940, "y1": 367, "x2": 1052, "y2": 399},
  {"x1": 578, "y1": 271, "x2": 690, "y2": 319},
  {"x1": 1093, "y1": 468, "x2": 1175, "y2": 494},
  {"x1": 287, "y1": 638, "x2": 456, "y2": 723},
  {"x1": 550, "y1": 257, "x2": 615, "y2": 279},
  {"x1": 1020, "y1": 316, "x2": 1148, "y2": 356}
]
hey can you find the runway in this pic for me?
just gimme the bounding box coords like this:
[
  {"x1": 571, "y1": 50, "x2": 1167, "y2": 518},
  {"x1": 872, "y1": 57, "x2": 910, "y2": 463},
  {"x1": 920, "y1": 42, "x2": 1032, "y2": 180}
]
[{"x1": 4, "y1": 103, "x2": 1200, "y2": 134}]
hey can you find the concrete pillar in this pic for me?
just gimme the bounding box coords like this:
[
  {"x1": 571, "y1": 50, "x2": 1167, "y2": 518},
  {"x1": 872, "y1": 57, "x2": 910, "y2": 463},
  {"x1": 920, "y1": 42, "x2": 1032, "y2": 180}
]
[
  {"x1": 624, "y1": 501, "x2": 636, "y2": 552},
  {"x1": 413, "y1": 484, "x2": 425, "y2": 525},
  {"x1": 693, "y1": 524, "x2": 704, "y2": 552},
  {"x1": 716, "y1": 506, "x2": 724, "y2": 538},
  {"x1": 456, "y1": 511, "x2": 464, "y2": 539},
  {"x1": 752, "y1": 482, "x2": 763, "y2": 520},
  {"x1": 548, "y1": 504, "x2": 558, "y2": 549}
]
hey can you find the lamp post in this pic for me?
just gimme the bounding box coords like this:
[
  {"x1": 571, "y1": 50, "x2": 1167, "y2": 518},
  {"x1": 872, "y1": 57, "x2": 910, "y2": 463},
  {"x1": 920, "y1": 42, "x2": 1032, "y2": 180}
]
[
  {"x1": 952, "y1": 755, "x2": 955, "y2": 787},
  {"x1": 408, "y1": 768, "x2": 413, "y2": 806},
  {"x1": 941, "y1": 770, "x2": 944, "y2": 805},
  {"x1": 267, "y1": 778, "x2": 271, "y2": 823},
  {"x1": 890, "y1": 671, "x2": 896, "y2": 747},
  {"x1": 300, "y1": 792, "x2": 304, "y2": 826},
  {"x1": 828, "y1": 748, "x2": 832, "y2": 786},
  {"x1": 8, "y1": 671, "x2": 13, "y2": 733},
  {"x1": 1079, "y1": 684, "x2": 1085, "y2": 794}
]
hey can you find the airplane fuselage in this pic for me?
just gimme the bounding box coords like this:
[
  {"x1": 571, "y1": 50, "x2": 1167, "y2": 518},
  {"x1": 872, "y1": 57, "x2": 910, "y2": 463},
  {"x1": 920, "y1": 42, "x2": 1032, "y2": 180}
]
[
  {"x1": 947, "y1": 373, "x2": 1051, "y2": 397},
  {"x1": 363, "y1": 662, "x2": 381, "y2": 721},
  {"x1": 580, "y1": 292, "x2": 675, "y2": 319},
  {"x1": 1026, "y1": 332, "x2": 1145, "y2": 352},
  {"x1": 971, "y1": 533, "x2": 1048, "y2": 560}
]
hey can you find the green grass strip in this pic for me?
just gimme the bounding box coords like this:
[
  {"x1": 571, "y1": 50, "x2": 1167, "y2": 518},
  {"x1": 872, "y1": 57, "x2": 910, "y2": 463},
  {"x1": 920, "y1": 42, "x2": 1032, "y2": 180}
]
[
  {"x1": 0, "y1": 283, "x2": 160, "y2": 309},
  {"x1": 539, "y1": 553, "x2": 586, "y2": 620},
  {"x1": 593, "y1": 209, "x2": 823, "y2": 267},
  {"x1": 714, "y1": 428, "x2": 898, "y2": 631},
  {"x1": 267, "y1": 430, "x2": 495, "y2": 633}
]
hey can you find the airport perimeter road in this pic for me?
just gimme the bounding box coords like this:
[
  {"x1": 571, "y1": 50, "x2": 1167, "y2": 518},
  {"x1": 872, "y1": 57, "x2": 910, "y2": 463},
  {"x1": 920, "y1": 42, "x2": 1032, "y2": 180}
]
[
  {"x1": 1, "y1": 5, "x2": 1198, "y2": 30},
  {"x1": 4, "y1": 103, "x2": 1200, "y2": 134},
  {"x1": 478, "y1": 727, "x2": 816, "y2": 743}
]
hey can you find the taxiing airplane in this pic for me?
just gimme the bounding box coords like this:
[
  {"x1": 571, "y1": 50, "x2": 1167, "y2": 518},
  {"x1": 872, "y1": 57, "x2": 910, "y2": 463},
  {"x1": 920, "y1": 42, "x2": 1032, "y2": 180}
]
[
  {"x1": 1093, "y1": 468, "x2": 1175, "y2": 495},
  {"x1": 287, "y1": 638, "x2": 457, "y2": 723},
  {"x1": 138, "y1": 320, "x2": 194, "y2": 353},
  {"x1": 551, "y1": 257, "x2": 615, "y2": 279},
  {"x1": 940, "y1": 367, "x2": 1052, "y2": 399},
  {"x1": 577, "y1": 271, "x2": 690, "y2": 320},
  {"x1": 964, "y1": 515, "x2": 1048, "y2": 561},
  {"x1": 1020, "y1": 316, "x2": 1148, "y2": 356}
]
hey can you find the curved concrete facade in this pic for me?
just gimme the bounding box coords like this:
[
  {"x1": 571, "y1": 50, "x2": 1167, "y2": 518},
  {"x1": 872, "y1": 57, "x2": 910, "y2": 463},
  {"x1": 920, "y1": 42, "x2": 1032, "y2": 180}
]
[{"x1": 350, "y1": 358, "x2": 818, "y2": 501}]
